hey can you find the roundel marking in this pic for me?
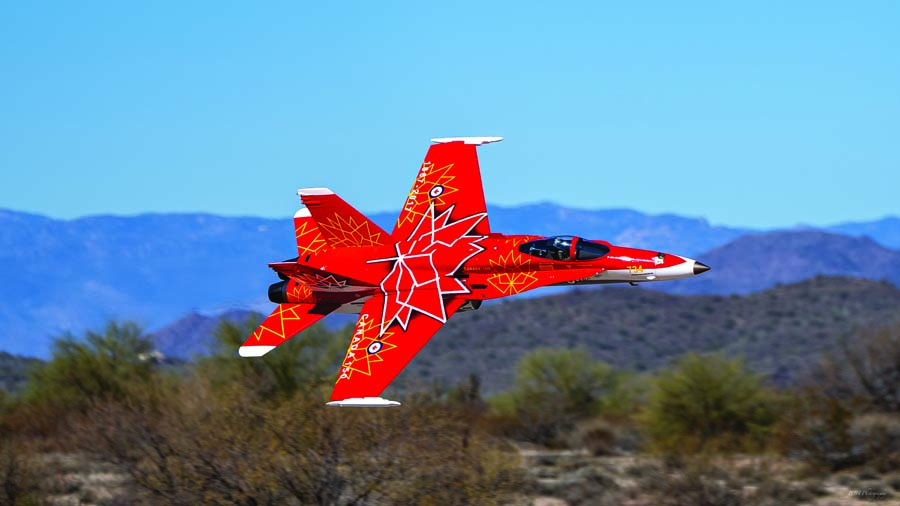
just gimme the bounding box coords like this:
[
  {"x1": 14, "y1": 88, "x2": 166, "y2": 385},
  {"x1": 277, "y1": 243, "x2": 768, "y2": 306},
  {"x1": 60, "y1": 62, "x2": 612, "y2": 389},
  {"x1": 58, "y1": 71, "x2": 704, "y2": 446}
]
[
  {"x1": 367, "y1": 341, "x2": 383, "y2": 354},
  {"x1": 429, "y1": 185, "x2": 444, "y2": 198}
]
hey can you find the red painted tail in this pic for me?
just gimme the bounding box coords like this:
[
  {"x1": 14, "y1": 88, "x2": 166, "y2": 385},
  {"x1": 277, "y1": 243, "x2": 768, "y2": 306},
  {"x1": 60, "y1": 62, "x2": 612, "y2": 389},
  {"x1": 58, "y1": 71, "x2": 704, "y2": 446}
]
[{"x1": 293, "y1": 208, "x2": 329, "y2": 261}]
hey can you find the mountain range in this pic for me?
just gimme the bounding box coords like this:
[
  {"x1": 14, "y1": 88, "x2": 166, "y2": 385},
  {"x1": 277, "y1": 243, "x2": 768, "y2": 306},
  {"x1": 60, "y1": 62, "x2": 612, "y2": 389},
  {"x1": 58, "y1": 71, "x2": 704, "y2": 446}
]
[
  {"x1": 401, "y1": 275, "x2": 900, "y2": 391},
  {"x1": 3, "y1": 204, "x2": 900, "y2": 357},
  {"x1": 659, "y1": 229, "x2": 900, "y2": 295}
]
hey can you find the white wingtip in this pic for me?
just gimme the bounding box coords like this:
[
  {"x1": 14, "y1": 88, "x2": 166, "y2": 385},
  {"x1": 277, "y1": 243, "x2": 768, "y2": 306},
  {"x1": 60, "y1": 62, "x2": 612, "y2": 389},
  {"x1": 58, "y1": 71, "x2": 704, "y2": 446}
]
[
  {"x1": 430, "y1": 136, "x2": 503, "y2": 145},
  {"x1": 239, "y1": 345, "x2": 275, "y2": 357},
  {"x1": 294, "y1": 207, "x2": 311, "y2": 218},
  {"x1": 297, "y1": 187, "x2": 334, "y2": 196},
  {"x1": 326, "y1": 397, "x2": 402, "y2": 408}
]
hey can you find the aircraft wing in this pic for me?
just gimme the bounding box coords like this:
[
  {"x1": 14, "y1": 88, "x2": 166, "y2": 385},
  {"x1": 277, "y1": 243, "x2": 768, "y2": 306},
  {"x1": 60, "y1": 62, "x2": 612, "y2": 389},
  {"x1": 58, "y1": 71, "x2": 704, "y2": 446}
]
[
  {"x1": 392, "y1": 138, "x2": 500, "y2": 240},
  {"x1": 239, "y1": 303, "x2": 329, "y2": 357},
  {"x1": 328, "y1": 293, "x2": 466, "y2": 406}
]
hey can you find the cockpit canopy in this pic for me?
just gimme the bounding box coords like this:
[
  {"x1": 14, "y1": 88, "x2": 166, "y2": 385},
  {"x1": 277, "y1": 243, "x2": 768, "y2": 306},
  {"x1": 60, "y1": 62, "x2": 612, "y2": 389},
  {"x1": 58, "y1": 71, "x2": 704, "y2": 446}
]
[{"x1": 517, "y1": 235, "x2": 611, "y2": 261}]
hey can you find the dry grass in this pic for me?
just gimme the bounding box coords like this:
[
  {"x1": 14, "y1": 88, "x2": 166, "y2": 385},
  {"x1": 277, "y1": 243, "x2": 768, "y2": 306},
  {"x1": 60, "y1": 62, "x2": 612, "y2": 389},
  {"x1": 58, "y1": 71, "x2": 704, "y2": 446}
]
[{"x1": 513, "y1": 446, "x2": 900, "y2": 506}]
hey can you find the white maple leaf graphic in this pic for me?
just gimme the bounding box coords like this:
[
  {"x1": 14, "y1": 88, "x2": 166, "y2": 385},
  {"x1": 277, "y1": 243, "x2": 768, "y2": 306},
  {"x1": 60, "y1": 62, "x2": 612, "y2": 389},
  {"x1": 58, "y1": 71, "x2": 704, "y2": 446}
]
[{"x1": 369, "y1": 204, "x2": 486, "y2": 336}]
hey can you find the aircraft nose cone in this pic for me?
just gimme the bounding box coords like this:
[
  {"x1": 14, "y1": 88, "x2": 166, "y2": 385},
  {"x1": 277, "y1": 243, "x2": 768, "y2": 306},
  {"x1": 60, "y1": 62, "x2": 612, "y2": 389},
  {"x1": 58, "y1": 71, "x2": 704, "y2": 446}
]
[{"x1": 693, "y1": 261, "x2": 711, "y2": 275}]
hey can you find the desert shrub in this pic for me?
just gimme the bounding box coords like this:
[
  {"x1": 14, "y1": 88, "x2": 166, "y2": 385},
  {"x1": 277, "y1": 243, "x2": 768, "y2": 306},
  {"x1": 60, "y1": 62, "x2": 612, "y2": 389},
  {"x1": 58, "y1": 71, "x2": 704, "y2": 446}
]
[
  {"x1": 0, "y1": 402, "x2": 75, "y2": 445},
  {"x1": 889, "y1": 475, "x2": 900, "y2": 491},
  {"x1": 631, "y1": 458, "x2": 816, "y2": 506},
  {"x1": 775, "y1": 391, "x2": 900, "y2": 473},
  {"x1": 567, "y1": 419, "x2": 618, "y2": 456},
  {"x1": 564, "y1": 418, "x2": 644, "y2": 456},
  {"x1": 70, "y1": 378, "x2": 287, "y2": 505},
  {"x1": 444, "y1": 373, "x2": 487, "y2": 410},
  {"x1": 0, "y1": 438, "x2": 44, "y2": 506},
  {"x1": 18, "y1": 321, "x2": 159, "y2": 439},
  {"x1": 632, "y1": 459, "x2": 744, "y2": 506},
  {"x1": 653, "y1": 470, "x2": 743, "y2": 506},
  {"x1": 24, "y1": 321, "x2": 156, "y2": 411},
  {"x1": 839, "y1": 320, "x2": 900, "y2": 412},
  {"x1": 531, "y1": 466, "x2": 620, "y2": 506},
  {"x1": 778, "y1": 319, "x2": 900, "y2": 470},
  {"x1": 200, "y1": 316, "x2": 346, "y2": 401},
  {"x1": 773, "y1": 387, "x2": 860, "y2": 470},
  {"x1": 641, "y1": 353, "x2": 779, "y2": 454},
  {"x1": 848, "y1": 413, "x2": 900, "y2": 473},
  {"x1": 70, "y1": 375, "x2": 522, "y2": 506},
  {"x1": 803, "y1": 319, "x2": 900, "y2": 409},
  {"x1": 488, "y1": 348, "x2": 633, "y2": 445}
]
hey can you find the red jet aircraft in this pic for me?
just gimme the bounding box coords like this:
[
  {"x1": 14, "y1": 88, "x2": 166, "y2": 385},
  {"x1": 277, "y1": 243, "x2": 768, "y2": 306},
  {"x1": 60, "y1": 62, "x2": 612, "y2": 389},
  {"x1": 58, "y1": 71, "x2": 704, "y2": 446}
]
[{"x1": 242, "y1": 137, "x2": 710, "y2": 407}]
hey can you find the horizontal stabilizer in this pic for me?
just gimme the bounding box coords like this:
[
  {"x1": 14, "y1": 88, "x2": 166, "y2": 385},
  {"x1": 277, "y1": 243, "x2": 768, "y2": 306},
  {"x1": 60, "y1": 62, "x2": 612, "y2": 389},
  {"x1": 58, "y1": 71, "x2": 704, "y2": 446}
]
[
  {"x1": 326, "y1": 397, "x2": 401, "y2": 408},
  {"x1": 268, "y1": 262, "x2": 375, "y2": 291}
]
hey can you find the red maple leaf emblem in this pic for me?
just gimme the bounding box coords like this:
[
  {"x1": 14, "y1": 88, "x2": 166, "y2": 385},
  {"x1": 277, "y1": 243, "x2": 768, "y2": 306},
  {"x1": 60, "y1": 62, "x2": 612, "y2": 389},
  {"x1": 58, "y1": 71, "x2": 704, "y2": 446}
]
[{"x1": 369, "y1": 204, "x2": 486, "y2": 336}]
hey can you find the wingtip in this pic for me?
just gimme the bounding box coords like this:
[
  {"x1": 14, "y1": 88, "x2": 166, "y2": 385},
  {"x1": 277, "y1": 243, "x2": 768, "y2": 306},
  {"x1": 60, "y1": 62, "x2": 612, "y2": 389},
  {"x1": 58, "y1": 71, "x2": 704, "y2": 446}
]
[
  {"x1": 239, "y1": 345, "x2": 275, "y2": 357},
  {"x1": 326, "y1": 397, "x2": 402, "y2": 408},
  {"x1": 297, "y1": 187, "x2": 334, "y2": 196},
  {"x1": 430, "y1": 136, "x2": 503, "y2": 146}
]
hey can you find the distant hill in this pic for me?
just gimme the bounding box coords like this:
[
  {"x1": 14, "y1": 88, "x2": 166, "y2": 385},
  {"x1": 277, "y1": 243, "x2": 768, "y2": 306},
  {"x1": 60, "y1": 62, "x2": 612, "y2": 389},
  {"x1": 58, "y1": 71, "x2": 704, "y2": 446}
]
[
  {"x1": 0, "y1": 205, "x2": 743, "y2": 357},
  {"x1": 3, "y1": 205, "x2": 900, "y2": 357},
  {"x1": 400, "y1": 276, "x2": 900, "y2": 392},
  {"x1": 0, "y1": 209, "x2": 295, "y2": 357},
  {"x1": 480, "y1": 203, "x2": 747, "y2": 256},
  {"x1": 150, "y1": 309, "x2": 259, "y2": 360},
  {"x1": 659, "y1": 230, "x2": 900, "y2": 295},
  {"x1": 0, "y1": 351, "x2": 41, "y2": 393},
  {"x1": 829, "y1": 216, "x2": 900, "y2": 249},
  {"x1": 5, "y1": 277, "x2": 897, "y2": 395}
]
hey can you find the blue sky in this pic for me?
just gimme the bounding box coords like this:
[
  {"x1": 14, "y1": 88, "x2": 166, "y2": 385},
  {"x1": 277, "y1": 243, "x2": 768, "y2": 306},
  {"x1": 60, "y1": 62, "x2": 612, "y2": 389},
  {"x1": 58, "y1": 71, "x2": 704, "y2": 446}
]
[{"x1": 1, "y1": 1, "x2": 898, "y2": 228}]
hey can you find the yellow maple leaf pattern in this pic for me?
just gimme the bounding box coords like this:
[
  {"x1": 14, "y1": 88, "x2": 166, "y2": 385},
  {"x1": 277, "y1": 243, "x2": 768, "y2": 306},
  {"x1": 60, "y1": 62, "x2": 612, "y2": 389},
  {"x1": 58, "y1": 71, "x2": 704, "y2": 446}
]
[
  {"x1": 295, "y1": 221, "x2": 328, "y2": 256},
  {"x1": 398, "y1": 162, "x2": 458, "y2": 228},
  {"x1": 338, "y1": 317, "x2": 398, "y2": 380},
  {"x1": 486, "y1": 251, "x2": 539, "y2": 295},
  {"x1": 317, "y1": 213, "x2": 384, "y2": 248}
]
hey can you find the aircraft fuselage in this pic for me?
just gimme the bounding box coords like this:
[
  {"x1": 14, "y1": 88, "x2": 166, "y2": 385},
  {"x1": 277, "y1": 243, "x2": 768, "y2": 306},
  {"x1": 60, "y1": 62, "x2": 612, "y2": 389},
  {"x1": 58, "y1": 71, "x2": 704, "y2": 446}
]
[{"x1": 270, "y1": 232, "x2": 708, "y2": 310}]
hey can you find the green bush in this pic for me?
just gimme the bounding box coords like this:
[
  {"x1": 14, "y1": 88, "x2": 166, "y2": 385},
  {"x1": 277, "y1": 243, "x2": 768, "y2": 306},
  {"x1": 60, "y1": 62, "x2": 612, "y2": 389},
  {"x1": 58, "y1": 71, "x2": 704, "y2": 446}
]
[
  {"x1": 24, "y1": 321, "x2": 156, "y2": 411},
  {"x1": 200, "y1": 316, "x2": 347, "y2": 401},
  {"x1": 641, "y1": 353, "x2": 779, "y2": 454},
  {"x1": 488, "y1": 348, "x2": 632, "y2": 445}
]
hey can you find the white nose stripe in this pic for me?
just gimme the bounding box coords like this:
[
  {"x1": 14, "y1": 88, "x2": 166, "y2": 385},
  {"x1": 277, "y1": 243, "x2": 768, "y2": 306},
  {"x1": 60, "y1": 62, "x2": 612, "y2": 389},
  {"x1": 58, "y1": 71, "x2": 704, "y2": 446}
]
[{"x1": 651, "y1": 259, "x2": 696, "y2": 279}]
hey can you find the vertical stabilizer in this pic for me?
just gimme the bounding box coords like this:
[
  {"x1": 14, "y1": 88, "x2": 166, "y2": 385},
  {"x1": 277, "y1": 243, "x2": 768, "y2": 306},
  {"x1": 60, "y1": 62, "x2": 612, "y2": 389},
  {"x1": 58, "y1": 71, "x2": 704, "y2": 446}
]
[{"x1": 293, "y1": 207, "x2": 329, "y2": 260}]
